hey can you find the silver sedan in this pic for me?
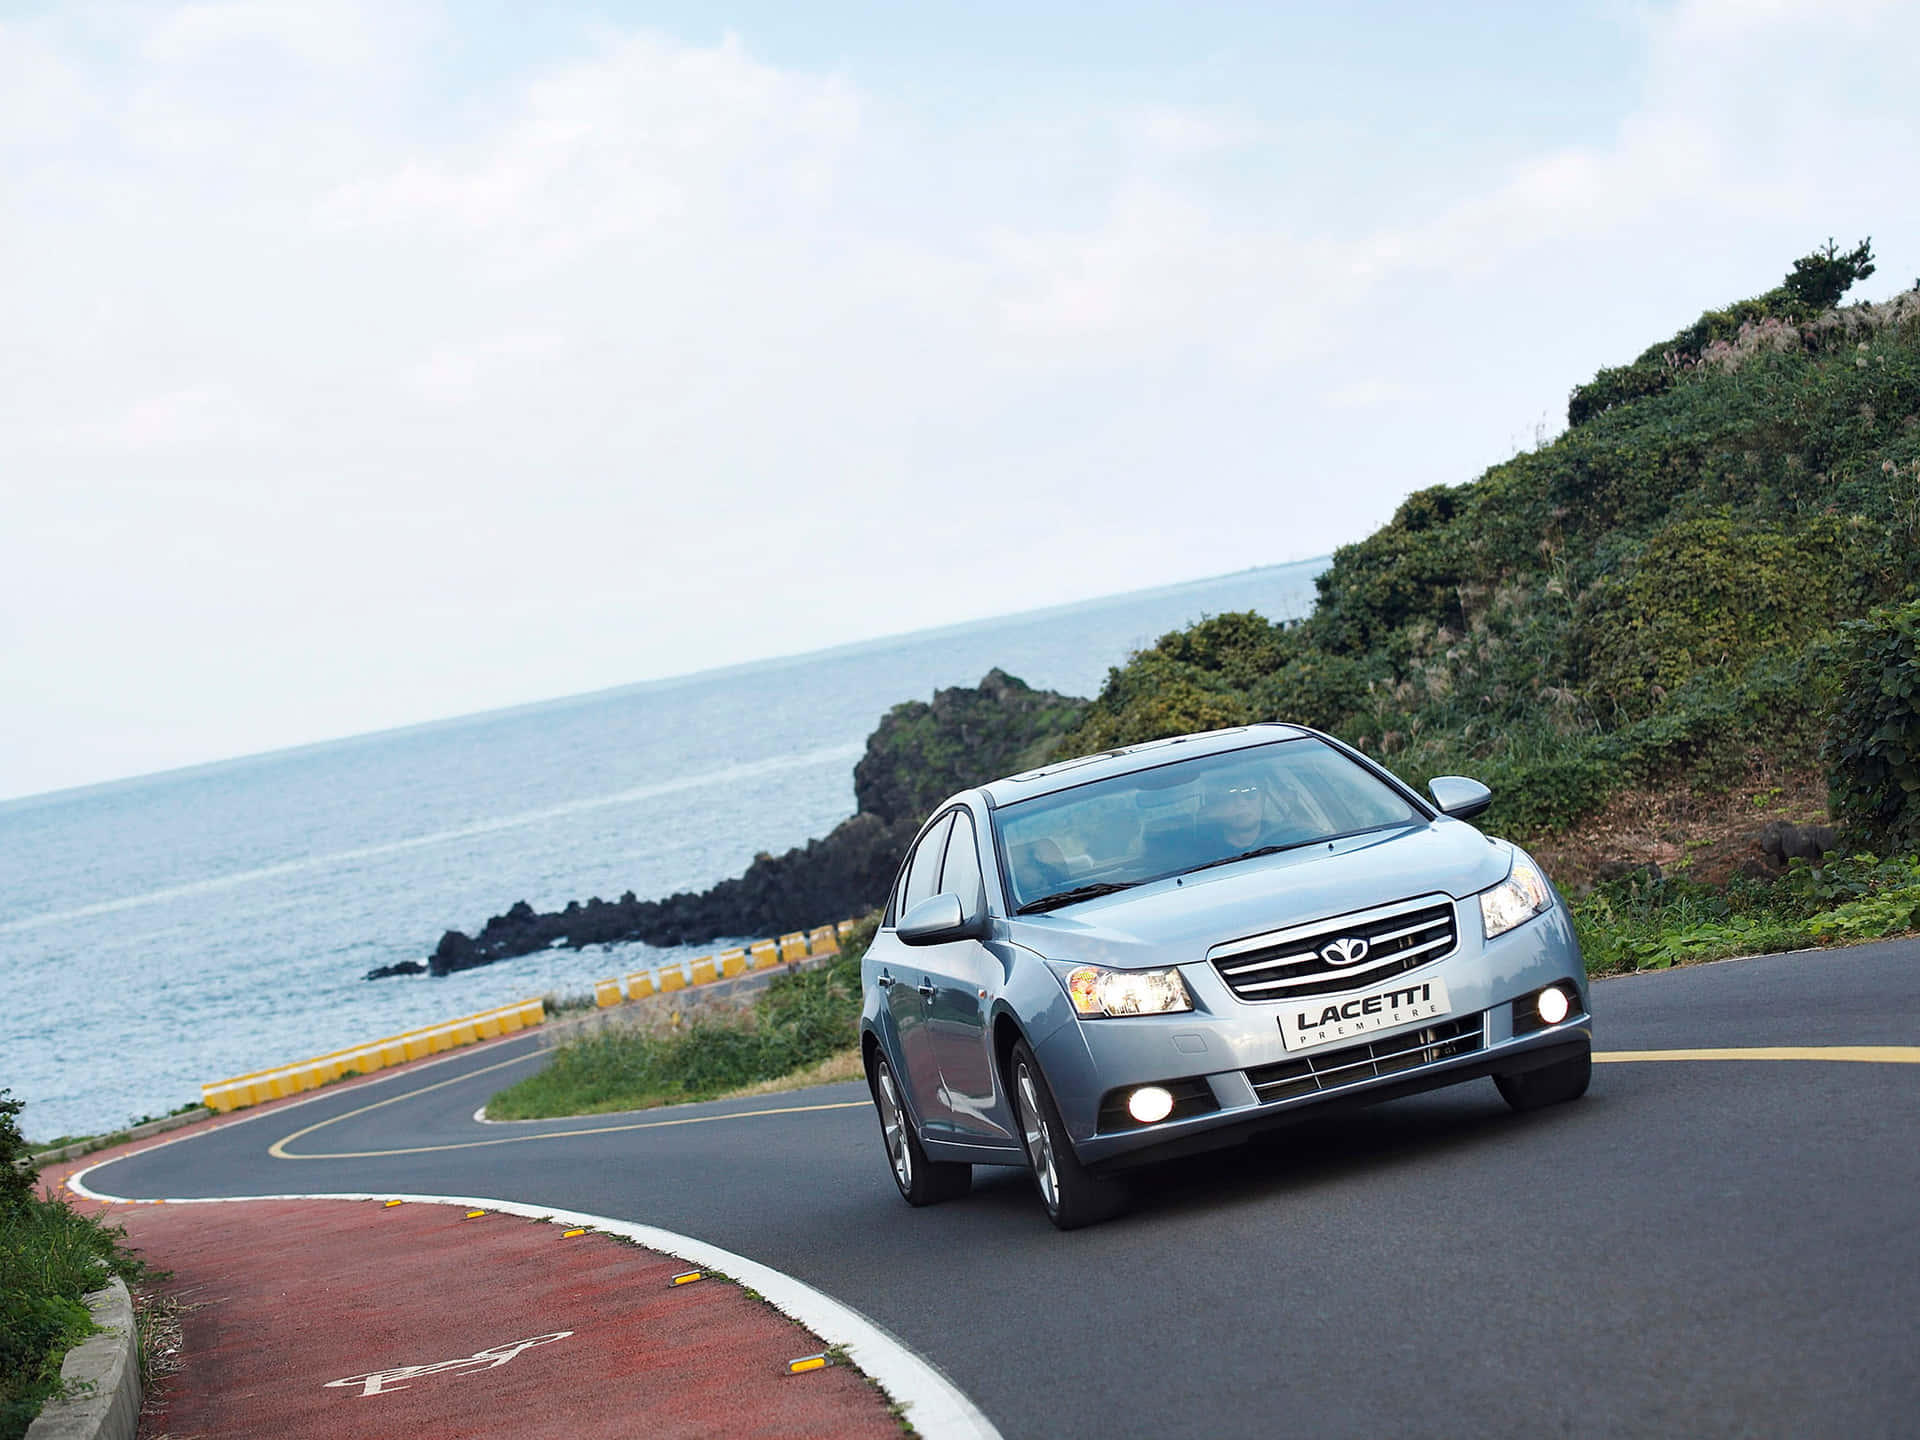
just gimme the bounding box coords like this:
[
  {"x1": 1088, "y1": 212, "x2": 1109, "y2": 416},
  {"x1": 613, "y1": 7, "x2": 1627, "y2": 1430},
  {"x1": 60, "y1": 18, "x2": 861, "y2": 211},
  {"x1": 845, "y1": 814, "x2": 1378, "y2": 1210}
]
[{"x1": 860, "y1": 723, "x2": 1591, "y2": 1228}]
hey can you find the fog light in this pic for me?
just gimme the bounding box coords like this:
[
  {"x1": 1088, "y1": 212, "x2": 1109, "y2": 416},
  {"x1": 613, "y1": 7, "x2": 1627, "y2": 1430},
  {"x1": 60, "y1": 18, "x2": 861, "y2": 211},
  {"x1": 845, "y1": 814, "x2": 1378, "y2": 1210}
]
[
  {"x1": 1127, "y1": 1086, "x2": 1175, "y2": 1124},
  {"x1": 1537, "y1": 986, "x2": 1571, "y2": 1025}
]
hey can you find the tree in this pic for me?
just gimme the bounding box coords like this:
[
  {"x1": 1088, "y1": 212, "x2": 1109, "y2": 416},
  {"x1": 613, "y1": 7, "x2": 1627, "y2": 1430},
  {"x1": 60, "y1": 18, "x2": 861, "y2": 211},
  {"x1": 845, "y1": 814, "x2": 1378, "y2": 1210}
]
[{"x1": 1783, "y1": 237, "x2": 1875, "y2": 312}]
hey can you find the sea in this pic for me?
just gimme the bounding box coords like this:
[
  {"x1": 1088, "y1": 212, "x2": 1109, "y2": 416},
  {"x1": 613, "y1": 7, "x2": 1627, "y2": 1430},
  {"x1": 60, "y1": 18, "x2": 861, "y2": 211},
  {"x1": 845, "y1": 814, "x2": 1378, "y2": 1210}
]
[{"x1": 1, "y1": 561, "x2": 1324, "y2": 1142}]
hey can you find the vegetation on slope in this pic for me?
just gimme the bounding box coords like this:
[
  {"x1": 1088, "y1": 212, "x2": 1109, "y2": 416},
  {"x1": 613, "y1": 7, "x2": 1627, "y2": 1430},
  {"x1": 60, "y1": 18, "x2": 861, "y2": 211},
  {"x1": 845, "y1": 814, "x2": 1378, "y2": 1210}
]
[
  {"x1": 1059, "y1": 243, "x2": 1920, "y2": 851},
  {"x1": 0, "y1": 1092, "x2": 150, "y2": 1440}
]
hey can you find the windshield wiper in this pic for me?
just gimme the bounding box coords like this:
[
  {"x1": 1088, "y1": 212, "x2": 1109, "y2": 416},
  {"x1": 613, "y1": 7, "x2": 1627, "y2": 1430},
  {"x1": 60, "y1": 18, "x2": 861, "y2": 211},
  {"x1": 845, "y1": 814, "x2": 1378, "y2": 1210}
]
[
  {"x1": 1016, "y1": 881, "x2": 1140, "y2": 915},
  {"x1": 1182, "y1": 841, "x2": 1312, "y2": 875}
]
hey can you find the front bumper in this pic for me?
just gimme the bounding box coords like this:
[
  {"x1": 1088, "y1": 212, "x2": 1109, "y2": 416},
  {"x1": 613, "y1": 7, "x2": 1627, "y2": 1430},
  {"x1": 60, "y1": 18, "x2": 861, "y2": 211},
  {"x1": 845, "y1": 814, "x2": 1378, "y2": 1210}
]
[{"x1": 1036, "y1": 898, "x2": 1590, "y2": 1170}]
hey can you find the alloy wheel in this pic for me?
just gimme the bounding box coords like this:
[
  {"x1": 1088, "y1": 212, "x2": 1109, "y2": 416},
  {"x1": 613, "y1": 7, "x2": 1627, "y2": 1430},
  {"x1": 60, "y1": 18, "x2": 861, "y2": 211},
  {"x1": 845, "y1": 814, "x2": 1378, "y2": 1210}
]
[
  {"x1": 876, "y1": 1061, "x2": 913, "y2": 1191},
  {"x1": 1016, "y1": 1062, "x2": 1059, "y2": 1214}
]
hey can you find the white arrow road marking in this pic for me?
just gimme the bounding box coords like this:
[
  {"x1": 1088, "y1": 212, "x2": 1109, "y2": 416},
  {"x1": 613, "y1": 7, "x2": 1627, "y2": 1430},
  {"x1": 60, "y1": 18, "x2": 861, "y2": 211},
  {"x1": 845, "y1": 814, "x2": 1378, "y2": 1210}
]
[{"x1": 326, "y1": 1332, "x2": 573, "y2": 1396}]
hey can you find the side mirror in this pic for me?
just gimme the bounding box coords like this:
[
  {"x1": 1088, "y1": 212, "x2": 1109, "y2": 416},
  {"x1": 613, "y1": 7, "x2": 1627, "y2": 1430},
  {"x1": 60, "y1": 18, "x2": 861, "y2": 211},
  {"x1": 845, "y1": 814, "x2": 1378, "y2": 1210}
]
[
  {"x1": 1429, "y1": 775, "x2": 1493, "y2": 822},
  {"x1": 898, "y1": 892, "x2": 987, "y2": 946}
]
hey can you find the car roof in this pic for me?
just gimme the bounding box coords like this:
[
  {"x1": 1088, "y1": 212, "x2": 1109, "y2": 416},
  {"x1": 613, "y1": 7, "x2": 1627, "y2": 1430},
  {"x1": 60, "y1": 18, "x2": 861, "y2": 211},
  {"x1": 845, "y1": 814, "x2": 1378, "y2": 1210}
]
[{"x1": 979, "y1": 723, "x2": 1313, "y2": 808}]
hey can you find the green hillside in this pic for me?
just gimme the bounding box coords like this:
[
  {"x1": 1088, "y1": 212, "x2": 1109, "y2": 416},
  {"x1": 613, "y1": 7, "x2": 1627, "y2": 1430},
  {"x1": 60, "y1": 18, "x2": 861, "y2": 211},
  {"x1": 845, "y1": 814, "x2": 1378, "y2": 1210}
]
[{"x1": 1062, "y1": 243, "x2": 1920, "y2": 846}]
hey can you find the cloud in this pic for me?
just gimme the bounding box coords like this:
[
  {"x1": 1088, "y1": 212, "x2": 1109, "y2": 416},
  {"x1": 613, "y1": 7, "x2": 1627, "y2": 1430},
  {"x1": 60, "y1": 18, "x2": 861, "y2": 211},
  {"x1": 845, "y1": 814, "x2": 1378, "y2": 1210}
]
[{"x1": 1, "y1": 0, "x2": 1916, "y2": 795}]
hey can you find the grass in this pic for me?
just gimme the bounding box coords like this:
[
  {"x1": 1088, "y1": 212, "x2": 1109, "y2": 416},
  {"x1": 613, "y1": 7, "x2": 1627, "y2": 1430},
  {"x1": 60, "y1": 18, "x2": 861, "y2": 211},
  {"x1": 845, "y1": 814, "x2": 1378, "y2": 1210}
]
[
  {"x1": 486, "y1": 919, "x2": 878, "y2": 1121},
  {"x1": 2, "y1": 1090, "x2": 159, "y2": 1439},
  {"x1": 1574, "y1": 852, "x2": 1920, "y2": 976},
  {"x1": 0, "y1": 1196, "x2": 155, "y2": 1436}
]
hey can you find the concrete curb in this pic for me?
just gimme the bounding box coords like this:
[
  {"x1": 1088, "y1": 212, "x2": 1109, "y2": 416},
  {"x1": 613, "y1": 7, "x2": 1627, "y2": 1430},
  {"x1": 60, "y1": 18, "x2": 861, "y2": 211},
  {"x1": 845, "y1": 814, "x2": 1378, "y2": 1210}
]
[
  {"x1": 24, "y1": 1276, "x2": 140, "y2": 1440},
  {"x1": 30, "y1": 1110, "x2": 213, "y2": 1167}
]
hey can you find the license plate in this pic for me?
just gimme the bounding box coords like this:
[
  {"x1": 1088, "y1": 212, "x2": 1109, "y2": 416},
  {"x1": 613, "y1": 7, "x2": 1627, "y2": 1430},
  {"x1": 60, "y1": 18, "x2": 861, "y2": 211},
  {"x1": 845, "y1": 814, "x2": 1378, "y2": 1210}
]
[{"x1": 1278, "y1": 976, "x2": 1452, "y2": 1052}]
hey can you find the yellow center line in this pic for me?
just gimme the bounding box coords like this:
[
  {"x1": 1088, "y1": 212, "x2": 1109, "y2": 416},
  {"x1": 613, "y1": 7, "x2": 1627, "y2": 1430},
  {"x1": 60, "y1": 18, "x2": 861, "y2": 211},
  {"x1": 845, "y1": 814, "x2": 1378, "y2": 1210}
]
[
  {"x1": 268, "y1": 1044, "x2": 1920, "y2": 1160},
  {"x1": 1594, "y1": 1046, "x2": 1920, "y2": 1065},
  {"x1": 269, "y1": 1051, "x2": 869, "y2": 1159}
]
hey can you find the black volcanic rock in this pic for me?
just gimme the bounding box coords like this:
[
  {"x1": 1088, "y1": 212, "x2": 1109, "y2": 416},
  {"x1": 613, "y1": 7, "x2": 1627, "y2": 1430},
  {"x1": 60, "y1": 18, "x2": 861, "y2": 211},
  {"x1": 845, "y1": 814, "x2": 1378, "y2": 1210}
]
[
  {"x1": 415, "y1": 672, "x2": 1088, "y2": 974},
  {"x1": 363, "y1": 959, "x2": 427, "y2": 980}
]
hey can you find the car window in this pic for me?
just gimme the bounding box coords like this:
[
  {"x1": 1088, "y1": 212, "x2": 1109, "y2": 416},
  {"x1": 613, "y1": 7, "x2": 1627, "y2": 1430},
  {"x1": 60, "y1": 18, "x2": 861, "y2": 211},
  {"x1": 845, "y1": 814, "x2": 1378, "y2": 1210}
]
[
  {"x1": 940, "y1": 810, "x2": 984, "y2": 910},
  {"x1": 992, "y1": 738, "x2": 1420, "y2": 910},
  {"x1": 900, "y1": 812, "x2": 955, "y2": 918}
]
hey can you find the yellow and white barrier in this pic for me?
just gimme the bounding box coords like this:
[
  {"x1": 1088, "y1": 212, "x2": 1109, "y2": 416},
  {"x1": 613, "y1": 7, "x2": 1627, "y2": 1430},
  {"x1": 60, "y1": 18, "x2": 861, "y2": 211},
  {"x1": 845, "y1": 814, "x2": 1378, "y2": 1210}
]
[
  {"x1": 595, "y1": 978, "x2": 624, "y2": 1008},
  {"x1": 751, "y1": 939, "x2": 780, "y2": 970},
  {"x1": 201, "y1": 997, "x2": 547, "y2": 1115}
]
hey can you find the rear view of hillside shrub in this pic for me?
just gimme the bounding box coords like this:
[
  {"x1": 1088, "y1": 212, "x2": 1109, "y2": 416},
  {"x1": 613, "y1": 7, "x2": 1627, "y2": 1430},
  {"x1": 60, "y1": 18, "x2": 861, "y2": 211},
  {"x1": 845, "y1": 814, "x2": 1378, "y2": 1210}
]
[{"x1": 1824, "y1": 600, "x2": 1920, "y2": 849}]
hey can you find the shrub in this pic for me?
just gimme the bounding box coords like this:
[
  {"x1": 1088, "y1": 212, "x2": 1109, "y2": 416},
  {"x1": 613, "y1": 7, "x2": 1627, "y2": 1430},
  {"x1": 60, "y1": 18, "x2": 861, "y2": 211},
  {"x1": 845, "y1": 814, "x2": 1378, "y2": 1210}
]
[
  {"x1": 1823, "y1": 599, "x2": 1920, "y2": 849},
  {"x1": 1, "y1": 1088, "x2": 152, "y2": 1439},
  {"x1": 0, "y1": 1092, "x2": 36, "y2": 1217}
]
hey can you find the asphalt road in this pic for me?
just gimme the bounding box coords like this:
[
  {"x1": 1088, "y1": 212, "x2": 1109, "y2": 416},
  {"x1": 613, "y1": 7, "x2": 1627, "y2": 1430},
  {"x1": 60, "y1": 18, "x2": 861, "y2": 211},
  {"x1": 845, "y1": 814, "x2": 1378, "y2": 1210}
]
[{"x1": 87, "y1": 940, "x2": 1920, "y2": 1439}]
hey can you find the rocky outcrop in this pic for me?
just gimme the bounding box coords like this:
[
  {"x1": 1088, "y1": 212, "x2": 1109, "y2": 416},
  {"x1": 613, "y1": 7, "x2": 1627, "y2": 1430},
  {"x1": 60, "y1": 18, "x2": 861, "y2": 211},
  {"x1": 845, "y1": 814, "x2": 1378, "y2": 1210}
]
[
  {"x1": 363, "y1": 959, "x2": 426, "y2": 980},
  {"x1": 395, "y1": 672, "x2": 1089, "y2": 978},
  {"x1": 854, "y1": 669, "x2": 1090, "y2": 826}
]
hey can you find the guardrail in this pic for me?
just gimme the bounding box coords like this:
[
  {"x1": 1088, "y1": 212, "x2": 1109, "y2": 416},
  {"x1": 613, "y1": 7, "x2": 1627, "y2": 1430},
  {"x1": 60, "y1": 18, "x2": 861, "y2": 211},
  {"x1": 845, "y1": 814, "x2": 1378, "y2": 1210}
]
[
  {"x1": 198, "y1": 918, "x2": 861, "y2": 1115},
  {"x1": 603, "y1": 919, "x2": 855, "y2": 1008},
  {"x1": 200, "y1": 998, "x2": 547, "y2": 1115}
]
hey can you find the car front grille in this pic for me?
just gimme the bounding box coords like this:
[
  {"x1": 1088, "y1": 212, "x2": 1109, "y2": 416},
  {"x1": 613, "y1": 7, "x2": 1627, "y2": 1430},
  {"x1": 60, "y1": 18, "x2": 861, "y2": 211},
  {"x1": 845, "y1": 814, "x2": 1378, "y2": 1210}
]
[
  {"x1": 1209, "y1": 897, "x2": 1458, "y2": 1002},
  {"x1": 1242, "y1": 1013, "x2": 1485, "y2": 1103}
]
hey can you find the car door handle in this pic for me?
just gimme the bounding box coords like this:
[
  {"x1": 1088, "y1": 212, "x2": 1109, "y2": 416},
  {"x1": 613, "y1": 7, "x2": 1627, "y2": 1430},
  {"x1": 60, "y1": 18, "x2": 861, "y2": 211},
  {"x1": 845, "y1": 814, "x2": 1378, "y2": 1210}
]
[
  {"x1": 917, "y1": 979, "x2": 937, "y2": 1002},
  {"x1": 876, "y1": 970, "x2": 894, "y2": 989}
]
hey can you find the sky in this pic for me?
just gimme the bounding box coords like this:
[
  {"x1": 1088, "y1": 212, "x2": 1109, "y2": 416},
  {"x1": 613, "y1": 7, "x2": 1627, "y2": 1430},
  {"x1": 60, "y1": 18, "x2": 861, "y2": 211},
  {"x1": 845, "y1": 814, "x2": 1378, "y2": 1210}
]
[{"x1": 3, "y1": 0, "x2": 1918, "y2": 800}]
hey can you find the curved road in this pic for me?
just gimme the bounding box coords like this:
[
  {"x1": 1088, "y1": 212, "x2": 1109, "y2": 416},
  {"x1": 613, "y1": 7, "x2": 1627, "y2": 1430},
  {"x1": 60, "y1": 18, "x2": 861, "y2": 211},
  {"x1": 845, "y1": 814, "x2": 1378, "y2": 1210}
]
[{"x1": 85, "y1": 941, "x2": 1920, "y2": 1438}]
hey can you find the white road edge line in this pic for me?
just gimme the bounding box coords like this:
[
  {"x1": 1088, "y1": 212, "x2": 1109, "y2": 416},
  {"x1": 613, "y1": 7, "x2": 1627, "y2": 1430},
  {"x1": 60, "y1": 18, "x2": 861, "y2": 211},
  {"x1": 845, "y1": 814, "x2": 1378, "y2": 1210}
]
[{"x1": 64, "y1": 1171, "x2": 1000, "y2": 1440}]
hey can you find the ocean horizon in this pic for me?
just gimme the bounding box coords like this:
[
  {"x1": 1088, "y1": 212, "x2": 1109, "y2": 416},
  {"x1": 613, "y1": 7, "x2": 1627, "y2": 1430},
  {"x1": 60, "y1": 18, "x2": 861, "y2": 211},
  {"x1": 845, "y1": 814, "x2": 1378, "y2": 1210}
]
[{"x1": 2, "y1": 558, "x2": 1326, "y2": 1141}]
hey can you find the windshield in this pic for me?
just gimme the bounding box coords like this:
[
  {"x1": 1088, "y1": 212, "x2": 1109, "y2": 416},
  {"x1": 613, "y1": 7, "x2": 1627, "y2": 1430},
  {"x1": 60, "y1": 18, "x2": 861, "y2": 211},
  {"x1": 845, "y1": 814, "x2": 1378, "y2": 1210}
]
[{"x1": 993, "y1": 738, "x2": 1421, "y2": 913}]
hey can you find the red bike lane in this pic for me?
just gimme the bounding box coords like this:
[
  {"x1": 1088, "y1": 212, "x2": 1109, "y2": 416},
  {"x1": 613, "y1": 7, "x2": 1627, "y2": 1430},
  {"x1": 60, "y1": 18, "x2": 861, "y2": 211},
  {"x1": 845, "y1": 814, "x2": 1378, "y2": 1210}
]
[{"x1": 46, "y1": 1147, "x2": 901, "y2": 1438}]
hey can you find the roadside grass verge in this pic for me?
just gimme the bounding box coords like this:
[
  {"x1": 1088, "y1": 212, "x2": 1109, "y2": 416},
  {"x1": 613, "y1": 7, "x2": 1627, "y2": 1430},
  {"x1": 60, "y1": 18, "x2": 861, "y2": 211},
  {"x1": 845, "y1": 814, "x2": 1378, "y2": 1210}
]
[
  {"x1": 486, "y1": 918, "x2": 879, "y2": 1120},
  {"x1": 1, "y1": 1093, "x2": 154, "y2": 1440},
  {"x1": 1575, "y1": 853, "x2": 1920, "y2": 976}
]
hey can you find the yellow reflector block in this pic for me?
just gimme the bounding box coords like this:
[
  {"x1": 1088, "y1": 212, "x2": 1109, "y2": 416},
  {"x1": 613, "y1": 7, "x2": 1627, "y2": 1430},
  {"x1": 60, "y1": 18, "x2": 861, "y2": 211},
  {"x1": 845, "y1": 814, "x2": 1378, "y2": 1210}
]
[
  {"x1": 562, "y1": 1228, "x2": 586, "y2": 1238},
  {"x1": 384, "y1": 1199, "x2": 403, "y2": 1208},
  {"x1": 465, "y1": 1209, "x2": 485, "y2": 1219},
  {"x1": 670, "y1": 1270, "x2": 703, "y2": 1286},
  {"x1": 690, "y1": 957, "x2": 717, "y2": 987},
  {"x1": 787, "y1": 1355, "x2": 830, "y2": 1375}
]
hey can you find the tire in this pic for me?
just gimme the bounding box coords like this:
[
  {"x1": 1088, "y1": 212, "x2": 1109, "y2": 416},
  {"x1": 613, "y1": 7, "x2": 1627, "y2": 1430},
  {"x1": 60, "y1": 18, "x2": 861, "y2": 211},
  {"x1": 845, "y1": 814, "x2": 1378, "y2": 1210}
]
[
  {"x1": 869, "y1": 1053, "x2": 970, "y2": 1206},
  {"x1": 1495, "y1": 1048, "x2": 1592, "y2": 1113},
  {"x1": 1009, "y1": 1039, "x2": 1128, "y2": 1230}
]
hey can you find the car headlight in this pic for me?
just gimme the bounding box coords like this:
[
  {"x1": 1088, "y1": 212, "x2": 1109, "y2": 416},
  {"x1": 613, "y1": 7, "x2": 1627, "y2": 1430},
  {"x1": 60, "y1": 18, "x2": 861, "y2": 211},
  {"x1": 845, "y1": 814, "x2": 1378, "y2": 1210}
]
[
  {"x1": 1062, "y1": 965, "x2": 1194, "y2": 1017},
  {"x1": 1479, "y1": 853, "x2": 1553, "y2": 939}
]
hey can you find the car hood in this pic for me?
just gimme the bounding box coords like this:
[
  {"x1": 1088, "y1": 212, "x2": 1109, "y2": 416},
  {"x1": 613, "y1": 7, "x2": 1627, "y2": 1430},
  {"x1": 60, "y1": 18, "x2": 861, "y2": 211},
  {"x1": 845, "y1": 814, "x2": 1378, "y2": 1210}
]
[{"x1": 1001, "y1": 820, "x2": 1510, "y2": 967}]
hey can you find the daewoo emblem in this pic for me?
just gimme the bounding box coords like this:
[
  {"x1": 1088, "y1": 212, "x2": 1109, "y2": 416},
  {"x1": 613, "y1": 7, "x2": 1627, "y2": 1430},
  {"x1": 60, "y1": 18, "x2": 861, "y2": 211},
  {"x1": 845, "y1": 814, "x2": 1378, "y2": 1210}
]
[{"x1": 1321, "y1": 936, "x2": 1370, "y2": 967}]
